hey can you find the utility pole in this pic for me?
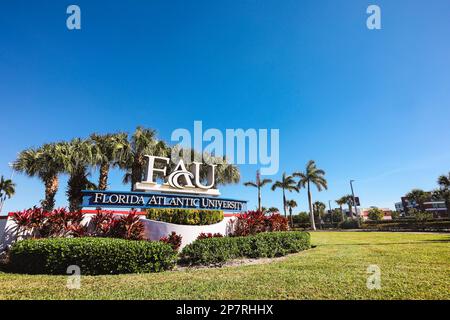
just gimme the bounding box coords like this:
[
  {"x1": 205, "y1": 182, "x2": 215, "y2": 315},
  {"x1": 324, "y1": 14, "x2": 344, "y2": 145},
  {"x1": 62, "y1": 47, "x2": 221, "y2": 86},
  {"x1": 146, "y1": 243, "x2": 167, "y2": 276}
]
[{"x1": 350, "y1": 180, "x2": 358, "y2": 218}]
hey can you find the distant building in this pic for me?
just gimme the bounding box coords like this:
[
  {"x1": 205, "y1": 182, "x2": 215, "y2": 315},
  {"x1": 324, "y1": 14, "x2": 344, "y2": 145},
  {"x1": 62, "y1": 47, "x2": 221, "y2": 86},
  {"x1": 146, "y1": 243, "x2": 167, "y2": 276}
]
[
  {"x1": 360, "y1": 208, "x2": 392, "y2": 221},
  {"x1": 396, "y1": 195, "x2": 448, "y2": 218}
]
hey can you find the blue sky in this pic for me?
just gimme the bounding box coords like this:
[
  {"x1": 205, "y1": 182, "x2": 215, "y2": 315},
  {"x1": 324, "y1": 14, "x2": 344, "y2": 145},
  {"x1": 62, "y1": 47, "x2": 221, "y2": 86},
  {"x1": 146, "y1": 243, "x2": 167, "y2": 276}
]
[{"x1": 1, "y1": 0, "x2": 450, "y2": 214}]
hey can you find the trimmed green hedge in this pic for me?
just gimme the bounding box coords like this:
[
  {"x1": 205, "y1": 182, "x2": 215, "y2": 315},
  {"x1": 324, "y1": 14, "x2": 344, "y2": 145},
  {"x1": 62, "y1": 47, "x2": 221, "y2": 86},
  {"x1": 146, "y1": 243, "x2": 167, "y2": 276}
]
[
  {"x1": 146, "y1": 208, "x2": 223, "y2": 225},
  {"x1": 7, "y1": 237, "x2": 177, "y2": 275},
  {"x1": 180, "y1": 231, "x2": 311, "y2": 266},
  {"x1": 361, "y1": 220, "x2": 450, "y2": 231}
]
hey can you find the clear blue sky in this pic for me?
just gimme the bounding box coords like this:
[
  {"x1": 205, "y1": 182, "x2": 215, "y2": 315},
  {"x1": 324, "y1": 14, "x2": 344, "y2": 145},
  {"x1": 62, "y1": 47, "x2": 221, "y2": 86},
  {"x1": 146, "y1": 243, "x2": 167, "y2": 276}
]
[{"x1": 1, "y1": 0, "x2": 450, "y2": 214}]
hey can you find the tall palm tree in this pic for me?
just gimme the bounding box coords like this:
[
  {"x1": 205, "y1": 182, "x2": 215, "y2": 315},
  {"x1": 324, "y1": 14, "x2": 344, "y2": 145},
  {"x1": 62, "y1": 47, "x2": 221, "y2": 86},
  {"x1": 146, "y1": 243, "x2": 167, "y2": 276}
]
[
  {"x1": 313, "y1": 201, "x2": 326, "y2": 228},
  {"x1": 338, "y1": 194, "x2": 355, "y2": 218},
  {"x1": 120, "y1": 127, "x2": 170, "y2": 190},
  {"x1": 294, "y1": 160, "x2": 327, "y2": 231},
  {"x1": 64, "y1": 139, "x2": 98, "y2": 211},
  {"x1": 436, "y1": 172, "x2": 450, "y2": 218},
  {"x1": 271, "y1": 173, "x2": 299, "y2": 217},
  {"x1": 243, "y1": 170, "x2": 272, "y2": 212},
  {"x1": 91, "y1": 132, "x2": 129, "y2": 190},
  {"x1": 405, "y1": 189, "x2": 428, "y2": 213},
  {"x1": 0, "y1": 176, "x2": 15, "y2": 214},
  {"x1": 13, "y1": 143, "x2": 66, "y2": 211},
  {"x1": 286, "y1": 199, "x2": 297, "y2": 227}
]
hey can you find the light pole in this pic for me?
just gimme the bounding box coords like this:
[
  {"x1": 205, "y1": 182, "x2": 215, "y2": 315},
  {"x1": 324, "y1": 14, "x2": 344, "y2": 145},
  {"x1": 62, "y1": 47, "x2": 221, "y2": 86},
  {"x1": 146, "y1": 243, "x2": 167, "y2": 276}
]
[{"x1": 350, "y1": 180, "x2": 358, "y2": 218}]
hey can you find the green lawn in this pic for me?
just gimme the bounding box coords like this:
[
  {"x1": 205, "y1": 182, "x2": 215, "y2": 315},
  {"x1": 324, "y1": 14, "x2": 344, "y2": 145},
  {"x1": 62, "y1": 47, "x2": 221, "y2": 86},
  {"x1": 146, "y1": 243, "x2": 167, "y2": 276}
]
[{"x1": 1, "y1": 232, "x2": 449, "y2": 300}]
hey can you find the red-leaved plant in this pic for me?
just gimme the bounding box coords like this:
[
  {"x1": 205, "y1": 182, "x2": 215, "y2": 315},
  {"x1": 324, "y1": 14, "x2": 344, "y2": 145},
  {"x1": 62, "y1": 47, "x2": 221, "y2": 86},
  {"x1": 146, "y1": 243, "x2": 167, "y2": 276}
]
[
  {"x1": 230, "y1": 210, "x2": 288, "y2": 236},
  {"x1": 10, "y1": 207, "x2": 86, "y2": 239},
  {"x1": 160, "y1": 232, "x2": 182, "y2": 251},
  {"x1": 196, "y1": 232, "x2": 223, "y2": 240},
  {"x1": 90, "y1": 209, "x2": 144, "y2": 240}
]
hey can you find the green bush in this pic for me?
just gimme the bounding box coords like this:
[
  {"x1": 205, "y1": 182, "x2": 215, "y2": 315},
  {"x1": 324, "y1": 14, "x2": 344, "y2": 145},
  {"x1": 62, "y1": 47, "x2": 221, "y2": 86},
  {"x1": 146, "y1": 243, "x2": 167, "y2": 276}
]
[
  {"x1": 7, "y1": 237, "x2": 177, "y2": 275},
  {"x1": 146, "y1": 208, "x2": 223, "y2": 225},
  {"x1": 180, "y1": 231, "x2": 310, "y2": 266},
  {"x1": 367, "y1": 208, "x2": 385, "y2": 221},
  {"x1": 339, "y1": 218, "x2": 362, "y2": 229},
  {"x1": 361, "y1": 220, "x2": 450, "y2": 231}
]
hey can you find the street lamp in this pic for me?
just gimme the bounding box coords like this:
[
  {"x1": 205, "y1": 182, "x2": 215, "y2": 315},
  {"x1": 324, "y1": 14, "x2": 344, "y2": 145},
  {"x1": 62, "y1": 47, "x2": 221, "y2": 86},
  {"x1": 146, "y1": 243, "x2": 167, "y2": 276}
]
[{"x1": 350, "y1": 180, "x2": 358, "y2": 218}]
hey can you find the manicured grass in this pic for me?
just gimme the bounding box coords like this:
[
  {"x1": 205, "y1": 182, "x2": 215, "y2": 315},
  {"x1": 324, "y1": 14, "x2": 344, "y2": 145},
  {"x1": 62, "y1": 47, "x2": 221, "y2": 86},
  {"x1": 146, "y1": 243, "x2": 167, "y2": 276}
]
[{"x1": 0, "y1": 232, "x2": 449, "y2": 299}]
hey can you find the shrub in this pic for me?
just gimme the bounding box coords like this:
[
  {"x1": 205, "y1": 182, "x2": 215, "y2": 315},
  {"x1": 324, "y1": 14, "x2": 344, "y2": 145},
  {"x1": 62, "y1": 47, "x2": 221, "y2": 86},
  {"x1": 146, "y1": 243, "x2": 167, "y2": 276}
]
[
  {"x1": 90, "y1": 210, "x2": 144, "y2": 240},
  {"x1": 146, "y1": 208, "x2": 223, "y2": 225},
  {"x1": 339, "y1": 218, "x2": 362, "y2": 229},
  {"x1": 293, "y1": 212, "x2": 310, "y2": 224},
  {"x1": 367, "y1": 208, "x2": 385, "y2": 221},
  {"x1": 409, "y1": 209, "x2": 433, "y2": 222},
  {"x1": 197, "y1": 232, "x2": 223, "y2": 240},
  {"x1": 160, "y1": 232, "x2": 183, "y2": 251},
  {"x1": 11, "y1": 207, "x2": 86, "y2": 239},
  {"x1": 7, "y1": 237, "x2": 176, "y2": 275},
  {"x1": 230, "y1": 211, "x2": 289, "y2": 236},
  {"x1": 180, "y1": 231, "x2": 310, "y2": 266}
]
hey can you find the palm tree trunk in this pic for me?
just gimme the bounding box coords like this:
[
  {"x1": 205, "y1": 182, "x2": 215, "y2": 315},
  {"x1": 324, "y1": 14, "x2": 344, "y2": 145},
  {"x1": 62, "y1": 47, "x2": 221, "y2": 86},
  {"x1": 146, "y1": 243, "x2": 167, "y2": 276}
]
[
  {"x1": 348, "y1": 203, "x2": 353, "y2": 218},
  {"x1": 43, "y1": 175, "x2": 58, "y2": 211},
  {"x1": 98, "y1": 163, "x2": 109, "y2": 190},
  {"x1": 257, "y1": 186, "x2": 261, "y2": 212},
  {"x1": 289, "y1": 207, "x2": 293, "y2": 228},
  {"x1": 308, "y1": 181, "x2": 316, "y2": 230},
  {"x1": 282, "y1": 188, "x2": 287, "y2": 217}
]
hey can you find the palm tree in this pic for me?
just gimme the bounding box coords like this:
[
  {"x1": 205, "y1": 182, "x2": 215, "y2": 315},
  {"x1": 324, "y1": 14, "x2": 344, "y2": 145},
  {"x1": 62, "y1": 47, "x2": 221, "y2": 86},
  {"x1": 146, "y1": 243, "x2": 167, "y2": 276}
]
[
  {"x1": 336, "y1": 196, "x2": 347, "y2": 212},
  {"x1": 286, "y1": 199, "x2": 297, "y2": 227},
  {"x1": 121, "y1": 127, "x2": 170, "y2": 190},
  {"x1": 91, "y1": 132, "x2": 129, "y2": 190},
  {"x1": 294, "y1": 160, "x2": 327, "y2": 231},
  {"x1": 208, "y1": 155, "x2": 240, "y2": 186},
  {"x1": 13, "y1": 143, "x2": 66, "y2": 211},
  {"x1": 64, "y1": 139, "x2": 98, "y2": 211},
  {"x1": 267, "y1": 207, "x2": 279, "y2": 214},
  {"x1": 313, "y1": 201, "x2": 326, "y2": 228},
  {"x1": 271, "y1": 173, "x2": 299, "y2": 217},
  {"x1": 436, "y1": 172, "x2": 450, "y2": 218},
  {"x1": 338, "y1": 194, "x2": 355, "y2": 218},
  {"x1": 0, "y1": 176, "x2": 15, "y2": 214},
  {"x1": 405, "y1": 189, "x2": 429, "y2": 213},
  {"x1": 438, "y1": 172, "x2": 450, "y2": 189},
  {"x1": 243, "y1": 170, "x2": 272, "y2": 212}
]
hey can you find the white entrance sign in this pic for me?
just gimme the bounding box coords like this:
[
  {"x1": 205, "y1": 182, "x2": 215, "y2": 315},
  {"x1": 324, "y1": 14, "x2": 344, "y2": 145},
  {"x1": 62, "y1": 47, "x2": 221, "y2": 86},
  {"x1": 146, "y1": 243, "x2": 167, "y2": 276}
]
[{"x1": 134, "y1": 155, "x2": 220, "y2": 196}]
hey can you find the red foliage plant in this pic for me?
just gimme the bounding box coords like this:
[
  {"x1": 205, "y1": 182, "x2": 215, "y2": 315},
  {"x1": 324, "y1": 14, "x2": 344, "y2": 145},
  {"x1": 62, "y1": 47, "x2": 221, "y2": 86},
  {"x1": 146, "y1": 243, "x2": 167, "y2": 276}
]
[
  {"x1": 90, "y1": 209, "x2": 144, "y2": 240},
  {"x1": 230, "y1": 210, "x2": 289, "y2": 236},
  {"x1": 160, "y1": 232, "x2": 182, "y2": 251},
  {"x1": 10, "y1": 207, "x2": 86, "y2": 238},
  {"x1": 10, "y1": 207, "x2": 144, "y2": 240},
  {"x1": 196, "y1": 232, "x2": 223, "y2": 240}
]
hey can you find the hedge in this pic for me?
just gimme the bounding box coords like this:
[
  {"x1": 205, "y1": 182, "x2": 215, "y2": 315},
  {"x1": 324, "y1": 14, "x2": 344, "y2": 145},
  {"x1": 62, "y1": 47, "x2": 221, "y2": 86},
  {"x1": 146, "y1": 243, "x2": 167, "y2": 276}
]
[
  {"x1": 146, "y1": 208, "x2": 223, "y2": 225},
  {"x1": 180, "y1": 231, "x2": 311, "y2": 266},
  {"x1": 7, "y1": 237, "x2": 177, "y2": 275},
  {"x1": 361, "y1": 220, "x2": 450, "y2": 231}
]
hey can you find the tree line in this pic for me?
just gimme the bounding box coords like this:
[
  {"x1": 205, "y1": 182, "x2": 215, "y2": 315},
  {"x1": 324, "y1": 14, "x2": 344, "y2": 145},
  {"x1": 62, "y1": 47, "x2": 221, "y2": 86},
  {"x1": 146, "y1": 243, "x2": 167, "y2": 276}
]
[{"x1": 12, "y1": 127, "x2": 240, "y2": 212}]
